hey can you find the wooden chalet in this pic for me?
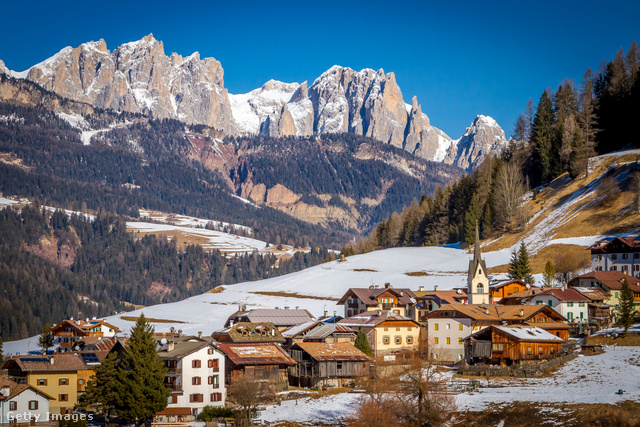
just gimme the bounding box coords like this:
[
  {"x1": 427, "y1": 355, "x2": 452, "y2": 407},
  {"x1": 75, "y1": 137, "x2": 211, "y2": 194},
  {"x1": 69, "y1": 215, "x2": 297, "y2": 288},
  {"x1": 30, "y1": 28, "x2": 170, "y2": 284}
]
[
  {"x1": 217, "y1": 343, "x2": 295, "y2": 392},
  {"x1": 337, "y1": 284, "x2": 418, "y2": 319},
  {"x1": 489, "y1": 280, "x2": 538, "y2": 303},
  {"x1": 288, "y1": 342, "x2": 369, "y2": 388},
  {"x1": 464, "y1": 326, "x2": 564, "y2": 366},
  {"x1": 50, "y1": 319, "x2": 119, "y2": 352}
]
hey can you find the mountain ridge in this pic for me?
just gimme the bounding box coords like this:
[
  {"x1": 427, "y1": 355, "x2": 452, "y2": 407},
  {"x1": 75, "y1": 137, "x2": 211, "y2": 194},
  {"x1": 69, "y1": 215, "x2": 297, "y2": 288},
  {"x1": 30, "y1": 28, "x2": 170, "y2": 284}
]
[{"x1": 0, "y1": 34, "x2": 507, "y2": 171}]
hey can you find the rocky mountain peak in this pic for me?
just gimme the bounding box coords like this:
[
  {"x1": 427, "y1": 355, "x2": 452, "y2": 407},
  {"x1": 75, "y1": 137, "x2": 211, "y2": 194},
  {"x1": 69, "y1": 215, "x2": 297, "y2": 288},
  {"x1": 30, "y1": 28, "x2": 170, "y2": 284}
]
[{"x1": 444, "y1": 114, "x2": 508, "y2": 171}]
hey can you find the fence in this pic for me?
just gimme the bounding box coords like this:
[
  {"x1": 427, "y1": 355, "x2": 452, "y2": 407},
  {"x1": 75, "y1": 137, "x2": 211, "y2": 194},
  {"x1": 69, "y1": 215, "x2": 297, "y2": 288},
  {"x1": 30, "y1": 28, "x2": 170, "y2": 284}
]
[{"x1": 458, "y1": 353, "x2": 577, "y2": 378}]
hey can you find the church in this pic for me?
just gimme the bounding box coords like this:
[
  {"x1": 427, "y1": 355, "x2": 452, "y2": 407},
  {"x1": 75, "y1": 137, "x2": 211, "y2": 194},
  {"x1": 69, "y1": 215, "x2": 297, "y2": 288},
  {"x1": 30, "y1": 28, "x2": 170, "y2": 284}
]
[{"x1": 467, "y1": 223, "x2": 490, "y2": 305}]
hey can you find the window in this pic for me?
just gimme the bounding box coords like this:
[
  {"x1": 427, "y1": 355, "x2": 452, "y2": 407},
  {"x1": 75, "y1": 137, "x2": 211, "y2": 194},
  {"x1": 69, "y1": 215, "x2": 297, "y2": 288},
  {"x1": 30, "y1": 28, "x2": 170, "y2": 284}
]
[
  {"x1": 29, "y1": 401, "x2": 39, "y2": 410},
  {"x1": 579, "y1": 302, "x2": 585, "y2": 307},
  {"x1": 539, "y1": 347, "x2": 544, "y2": 354},
  {"x1": 78, "y1": 379, "x2": 84, "y2": 385},
  {"x1": 459, "y1": 324, "x2": 463, "y2": 331},
  {"x1": 406, "y1": 336, "x2": 413, "y2": 344},
  {"x1": 527, "y1": 347, "x2": 532, "y2": 355},
  {"x1": 210, "y1": 393, "x2": 222, "y2": 402},
  {"x1": 407, "y1": 327, "x2": 412, "y2": 332},
  {"x1": 59, "y1": 377, "x2": 68, "y2": 386},
  {"x1": 612, "y1": 254, "x2": 618, "y2": 260},
  {"x1": 347, "y1": 310, "x2": 352, "y2": 317},
  {"x1": 492, "y1": 343, "x2": 504, "y2": 352},
  {"x1": 550, "y1": 347, "x2": 555, "y2": 354},
  {"x1": 458, "y1": 337, "x2": 463, "y2": 344},
  {"x1": 384, "y1": 327, "x2": 388, "y2": 331},
  {"x1": 536, "y1": 300, "x2": 543, "y2": 305},
  {"x1": 446, "y1": 324, "x2": 451, "y2": 330},
  {"x1": 635, "y1": 265, "x2": 640, "y2": 271},
  {"x1": 615, "y1": 292, "x2": 620, "y2": 298},
  {"x1": 473, "y1": 326, "x2": 479, "y2": 331},
  {"x1": 168, "y1": 395, "x2": 178, "y2": 404},
  {"x1": 208, "y1": 375, "x2": 219, "y2": 388},
  {"x1": 568, "y1": 312, "x2": 574, "y2": 321},
  {"x1": 59, "y1": 394, "x2": 68, "y2": 402},
  {"x1": 548, "y1": 300, "x2": 553, "y2": 307},
  {"x1": 580, "y1": 312, "x2": 584, "y2": 319},
  {"x1": 446, "y1": 337, "x2": 451, "y2": 345},
  {"x1": 192, "y1": 360, "x2": 201, "y2": 368},
  {"x1": 568, "y1": 302, "x2": 574, "y2": 307},
  {"x1": 383, "y1": 336, "x2": 390, "y2": 345},
  {"x1": 434, "y1": 323, "x2": 439, "y2": 331},
  {"x1": 434, "y1": 338, "x2": 439, "y2": 345},
  {"x1": 192, "y1": 377, "x2": 201, "y2": 385},
  {"x1": 635, "y1": 253, "x2": 640, "y2": 259},
  {"x1": 190, "y1": 394, "x2": 204, "y2": 403},
  {"x1": 208, "y1": 359, "x2": 219, "y2": 371},
  {"x1": 9, "y1": 401, "x2": 17, "y2": 411},
  {"x1": 611, "y1": 266, "x2": 618, "y2": 271},
  {"x1": 396, "y1": 327, "x2": 400, "y2": 331},
  {"x1": 37, "y1": 378, "x2": 47, "y2": 386},
  {"x1": 208, "y1": 348, "x2": 215, "y2": 355},
  {"x1": 622, "y1": 265, "x2": 629, "y2": 271},
  {"x1": 395, "y1": 336, "x2": 402, "y2": 344}
]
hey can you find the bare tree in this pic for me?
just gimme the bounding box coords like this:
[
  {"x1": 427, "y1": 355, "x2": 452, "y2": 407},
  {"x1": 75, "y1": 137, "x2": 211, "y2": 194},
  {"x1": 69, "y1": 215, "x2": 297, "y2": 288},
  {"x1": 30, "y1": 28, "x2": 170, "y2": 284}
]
[
  {"x1": 493, "y1": 162, "x2": 527, "y2": 231},
  {"x1": 227, "y1": 372, "x2": 273, "y2": 426},
  {"x1": 597, "y1": 175, "x2": 621, "y2": 208},
  {"x1": 630, "y1": 172, "x2": 640, "y2": 214}
]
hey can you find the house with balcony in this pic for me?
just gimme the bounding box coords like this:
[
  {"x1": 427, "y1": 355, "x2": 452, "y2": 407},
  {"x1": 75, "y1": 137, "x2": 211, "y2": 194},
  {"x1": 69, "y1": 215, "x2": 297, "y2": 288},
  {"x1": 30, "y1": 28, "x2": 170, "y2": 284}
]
[
  {"x1": 588, "y1": 236, "x2": 640, "y2": 274},
  {"x1": 50, "y1": 319, "x2": 119, "y2": 352},
  {"x1": 568, "y1": 271, "x2": 640, "y2": 314},
  {"x1": 2, "y1": 354, "x2": 89, "y2": 414},
  {"x1": 158, "y1": 336, "x2": 226, "y2": 417},
  {"x1": 490, "y1": 279, "x2": 538, "y2": 304},
  {"x1": 415, "y1": 289, "x2": 467, "y2": 322},
  {"x1": 212, "y1": 322, "x2": 285, "y2": 344},
  {"x1": 287, "y1": 342, "x2": 369, "y2": 388},
  {"x1": 337, "y1": 284, "x2": 417, "y2": 319},
  {"x1": 424, "y1": 304, "x2": 568, "y2": 363}
]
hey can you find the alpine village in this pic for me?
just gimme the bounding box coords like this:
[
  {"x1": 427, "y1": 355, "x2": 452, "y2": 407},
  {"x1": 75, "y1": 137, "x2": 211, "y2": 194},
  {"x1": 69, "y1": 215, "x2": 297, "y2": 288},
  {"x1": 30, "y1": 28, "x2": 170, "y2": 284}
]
[{"x1": 1, "y1": 20, "x2": 640, "y2": 427}]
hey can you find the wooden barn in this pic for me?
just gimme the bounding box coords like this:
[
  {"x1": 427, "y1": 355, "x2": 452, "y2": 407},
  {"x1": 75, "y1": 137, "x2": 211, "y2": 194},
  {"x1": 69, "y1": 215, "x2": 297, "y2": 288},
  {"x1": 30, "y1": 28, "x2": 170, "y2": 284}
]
[
  {"x1": 287, "y1": 342, "x2": 369, "y2": 388},
  {"x1": 464, "y1": 326, "x2": 564, "y2": 366}
]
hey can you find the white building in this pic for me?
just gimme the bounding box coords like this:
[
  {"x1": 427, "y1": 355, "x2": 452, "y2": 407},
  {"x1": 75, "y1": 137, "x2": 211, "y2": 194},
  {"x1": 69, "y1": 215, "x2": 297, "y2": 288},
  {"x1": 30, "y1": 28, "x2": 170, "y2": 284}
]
[
  {"x1": 0, "y1": 378, "x2": 53, "y2": 424},
  {"x1": 467, "y1": 224, "x2": 490, "y2": 305},
  {"x1": 527, "y1": 289, "x2": 590, "y2": 325},
  {"x1": 589, "y1": 236, "x2": 640, "y2": 275},
  {"x1": 159, "y1": 336, "x2": 226, "y2": 417}
]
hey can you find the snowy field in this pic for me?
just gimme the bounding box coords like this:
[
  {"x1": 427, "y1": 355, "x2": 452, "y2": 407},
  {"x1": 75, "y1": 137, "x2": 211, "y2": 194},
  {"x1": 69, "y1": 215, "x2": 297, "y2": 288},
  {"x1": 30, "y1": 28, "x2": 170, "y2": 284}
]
[{"x1": 251, "y1": 346, "x2": 640, "y2": 424}]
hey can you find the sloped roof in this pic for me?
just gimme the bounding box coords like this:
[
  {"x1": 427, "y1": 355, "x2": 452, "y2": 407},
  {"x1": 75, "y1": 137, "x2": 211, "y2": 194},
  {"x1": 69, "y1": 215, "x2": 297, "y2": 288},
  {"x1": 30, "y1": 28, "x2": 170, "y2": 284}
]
[
  {"x1": 281, "y1": 321, "x2": 322, "y2": 338},
  {"x1": 494, "y1": 326, "x2": 564, "y2": 342},
  {"x1": 499, "y1": 288, "x2": 544, "y2": 300},
  {"x1": 425, "y1": 304, "x2": 565, "y2": 322},
  {"x1": 537, "y1": 288, "x2": 590, "y2": 302},
  {"x1": 158, "y1": 338, "x2": 211, "y2": 359},
  {"x1": 489, "y1": 279, "x2": 530, "y2": 290},
  {"x1": 292, "y1": 342, "x2": 369, "y2": 361},
  {"x1": 588, "y1": 236, "x2": 640, "y2": 252},
  {"x1": 6, "y1": 354, "x2": 89, "y2": 372},
  {"x1": 218, "y1": 343, "x2": 295, "y2": 366},
  {"x1": 337, "y1": 311, "x2": 419, "y2": 328},
  {"x1": 571, "y1": 287, "x2": 611, "y2": 301},
  {"x1": 238, "y1": 309, "x2": 315, "y2": 326},
  {"x1": 304, "y1": 323, "x2": 354, "y2": 340},
  {"x1": 213, "y1": 322, "x2": 284, "y2": 343},
  {"x1": 337, "y1": 287, "x2": 417, "y2": 305},
  {"x1": 0, "y1": 378, "x2": 55, "y2": 401},
  {"x1": 568, "y1": 271, "x2": 640, "y2": 292},
  {"x1": 416, "y1": 290, "x2": 467, "y2": 304},
  {"x1": 155, "y1": 407, "x2": 192, "y2": 416}
]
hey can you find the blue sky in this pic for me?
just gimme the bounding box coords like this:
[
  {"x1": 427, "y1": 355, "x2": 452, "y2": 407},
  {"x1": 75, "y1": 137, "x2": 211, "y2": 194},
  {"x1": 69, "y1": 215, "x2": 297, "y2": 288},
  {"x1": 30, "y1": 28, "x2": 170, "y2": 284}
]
[{"x1": 1, "y1": 0, "x2": 638, "y2": 138}]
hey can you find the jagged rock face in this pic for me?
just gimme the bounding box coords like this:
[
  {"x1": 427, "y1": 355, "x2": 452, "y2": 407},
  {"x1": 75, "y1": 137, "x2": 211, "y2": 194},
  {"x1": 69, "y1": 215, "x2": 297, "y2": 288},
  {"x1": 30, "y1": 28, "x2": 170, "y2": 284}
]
[
  {"x1": 309, "y1": 66, "x2": 407, "y2": 148},
  {"x1": 20, "y1": 34, "x2": 235, "y2": 133},
  {"x1": 0, "y1": 60, "x2": 9, "y2": 75},
  {"x1": 444, "y1": 115, "x2": 508, "y2": 171}
]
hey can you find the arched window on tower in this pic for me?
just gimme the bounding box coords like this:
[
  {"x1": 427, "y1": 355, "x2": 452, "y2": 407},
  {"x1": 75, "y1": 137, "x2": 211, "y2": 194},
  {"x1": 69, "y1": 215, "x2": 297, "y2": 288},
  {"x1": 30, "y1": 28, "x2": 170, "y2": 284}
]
[{"x1": 477, "y1": 283, "x2": 484, "y2": 293}]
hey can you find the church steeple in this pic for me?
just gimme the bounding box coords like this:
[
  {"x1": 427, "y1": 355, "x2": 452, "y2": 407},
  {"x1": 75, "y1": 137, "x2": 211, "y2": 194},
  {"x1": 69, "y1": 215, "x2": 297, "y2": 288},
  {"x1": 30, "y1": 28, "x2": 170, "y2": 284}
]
[{"x1": 468, "y1": 221, "x2": 490, "y2": 305}]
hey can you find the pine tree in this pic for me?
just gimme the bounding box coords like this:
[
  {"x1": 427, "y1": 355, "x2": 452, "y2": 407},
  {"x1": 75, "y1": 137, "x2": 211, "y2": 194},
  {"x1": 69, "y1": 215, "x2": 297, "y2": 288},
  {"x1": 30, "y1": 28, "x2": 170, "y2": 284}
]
[
  {"x1": 354, "y1": 328, "x2": 372, "y2": 356},
  {"x1": 543, "y1": 261, "x2": 555, "y2": 288},
  {"x1": 115, "y1": 314, "x2": 169, "y2": 424},
  {"x1": 508, "y1": 243, "x2": 535, "y2": 284},
  {"x1": 38, "y1": 323, "x2": 54, "y2": 351},
  {"x1": 618, "y1": 278, "x2": 637, "y2": 335},
  {"x1": 82, "y1": 352, "x2": 121, "y2": 421},
  {"x1": 0, "y1": 328, "x2": 4, "y2": 367},
  {"x1": 531, "y1": 90, "x2": 555, "y2": 185}
]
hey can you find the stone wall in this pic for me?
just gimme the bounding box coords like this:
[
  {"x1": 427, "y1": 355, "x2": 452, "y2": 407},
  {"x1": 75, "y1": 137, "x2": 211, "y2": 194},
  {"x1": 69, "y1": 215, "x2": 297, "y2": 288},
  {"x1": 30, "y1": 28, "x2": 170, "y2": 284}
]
[{"x1": 459, "y1": 354, "x2": 577, "y2": 378}]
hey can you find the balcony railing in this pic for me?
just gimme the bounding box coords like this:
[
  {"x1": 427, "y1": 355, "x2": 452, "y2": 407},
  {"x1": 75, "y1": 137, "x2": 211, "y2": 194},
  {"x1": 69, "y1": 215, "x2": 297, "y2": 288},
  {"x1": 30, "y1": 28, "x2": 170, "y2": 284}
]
[
  {"x1": 165, "y1": 367, "x2": 181, "y2": 375},
  {"x1": 381, "y1": 304, "x2": 396, "y2": 310},
  {"x1": 164, "y1": 384, "x2": 182, "y2": 392},
  {"x1": 347, "y1": 302, "x2": 359, "y2": 308}
]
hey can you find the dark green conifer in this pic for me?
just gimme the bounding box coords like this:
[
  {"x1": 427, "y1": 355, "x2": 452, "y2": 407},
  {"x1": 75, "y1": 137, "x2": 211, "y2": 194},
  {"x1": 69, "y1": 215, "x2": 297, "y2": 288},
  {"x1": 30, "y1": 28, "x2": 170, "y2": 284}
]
[
  {"x1": 354, "y1": 328, "x2": 372, "y2": 356},
  {"x1": 618, "y1": 278, "x2": 637, "y2": 335}
]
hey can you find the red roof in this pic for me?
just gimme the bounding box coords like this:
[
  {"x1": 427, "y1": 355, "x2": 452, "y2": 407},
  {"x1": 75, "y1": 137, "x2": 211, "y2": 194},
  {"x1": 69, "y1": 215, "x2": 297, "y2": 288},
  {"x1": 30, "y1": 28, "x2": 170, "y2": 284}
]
[
  {"x1": 337, "y1": 287, "x2": 416, "y2": 306},
  {"x1": 537, "y1": 288, "x2": 590, "y2": 302},
  {"x1": 568, "y1": 271, "x2": 640, "y2": 292},
  {"x1": 155, "y1": 407, "x2": 192, "y2": 416}
]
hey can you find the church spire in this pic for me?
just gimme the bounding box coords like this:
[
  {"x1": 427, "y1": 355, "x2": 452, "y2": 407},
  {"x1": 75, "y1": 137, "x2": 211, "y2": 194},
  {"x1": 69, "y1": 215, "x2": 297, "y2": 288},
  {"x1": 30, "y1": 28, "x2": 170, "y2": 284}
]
[{"x1": 473, "y1": 221, "x2": 481, "y2": 261}]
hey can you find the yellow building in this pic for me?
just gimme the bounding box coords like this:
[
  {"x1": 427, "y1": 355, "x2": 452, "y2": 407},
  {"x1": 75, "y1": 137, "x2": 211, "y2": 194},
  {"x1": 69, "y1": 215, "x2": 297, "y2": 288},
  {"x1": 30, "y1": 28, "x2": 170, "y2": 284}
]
[
  {"x1": 338, "y1": 311, "x2": 421, "y2": 356},
  {"x1": 3, "y1": 353, "x2": 90, "y2": 414}
]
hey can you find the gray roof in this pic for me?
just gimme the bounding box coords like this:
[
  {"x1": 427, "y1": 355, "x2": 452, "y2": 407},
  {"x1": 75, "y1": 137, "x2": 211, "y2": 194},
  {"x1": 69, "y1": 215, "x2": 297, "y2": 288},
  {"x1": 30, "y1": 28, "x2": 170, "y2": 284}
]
[
  {"x1": 240, "y1": 309, "x2": 315, "y2": 326},
  {"x1": 158, "y1": 338, "x2": 211, "y2": 359},
  {"x1": 304, "y1": 323, "x2": 354, "y2": 340}
]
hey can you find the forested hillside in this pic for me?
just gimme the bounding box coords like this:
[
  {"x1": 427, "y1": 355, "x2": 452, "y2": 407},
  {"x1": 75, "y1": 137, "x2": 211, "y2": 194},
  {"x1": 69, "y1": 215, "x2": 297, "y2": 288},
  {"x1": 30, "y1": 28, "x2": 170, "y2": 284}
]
[
  {"x1": 344, "y1": 42, "x2": 640, "y2": 255},
  {"x1": 0, "y1": 204, "x2": 332, "y2": 341}
]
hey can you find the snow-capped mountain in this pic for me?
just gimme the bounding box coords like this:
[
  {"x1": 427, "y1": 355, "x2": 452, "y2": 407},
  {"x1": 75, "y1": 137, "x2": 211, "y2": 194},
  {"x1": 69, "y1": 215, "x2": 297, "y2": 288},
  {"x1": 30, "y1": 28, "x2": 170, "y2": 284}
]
[
  {"x1": 1, "y1": 34, "x2": 507, "y2": 170},
  {"x1": 444, "y1": 115, "x2": 509, "y2": 171}
]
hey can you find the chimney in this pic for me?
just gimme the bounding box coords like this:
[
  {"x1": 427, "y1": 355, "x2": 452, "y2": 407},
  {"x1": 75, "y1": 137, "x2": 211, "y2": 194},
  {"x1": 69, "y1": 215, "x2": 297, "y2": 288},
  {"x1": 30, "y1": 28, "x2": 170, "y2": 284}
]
[
  {"x1": 198, "y1": 331, "x2": 203, "y2": 339},
  {"x1": 295, "y1": 306, "x2": 299, "y2": 310},
  {"x1": 369, "y1": 285, "x2": 374, "y2": 289},
  {"x1": 49, "y1": 356, "x2": 54, "y2": 365},
  {"x1": 384, "y1": 283, "x2": 391, "y2": 289},
  {"x1": 399, "y1": 291, "x2": 404, "y2": 297},
  {"x1": 86, "y1": 317, "x2": 89, "y2": 322},
  {"x1": 92, "y1": 316, "x2": 97, "y2": 320},
  {"x1": 434, "y1": 285, "x2": 438, "y2": 292},
  {"x1": 485, "y1": 308, "x2": 490, "y2": 315},
  {"x1": 377, "y1": 310, "x2": 382, "y2": 316},
  {"x1": 419, "y1": 286, "x2": 424, "y2": 292},
  {"x1": 178, "y1": 330, "x2": 183, "y2": 337},
  {"x1": 333, "y1": 311, "x2": 337, "y2": 317},
  {"x1": 167, "y1": 341, "x2": 175, "y2": 352},
  {"x1": 323, "y1": 309, "x2": 328, "y2": 317},
  {"x1": 519, "y1": 309, "x2": 524, "y2": 317}
]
